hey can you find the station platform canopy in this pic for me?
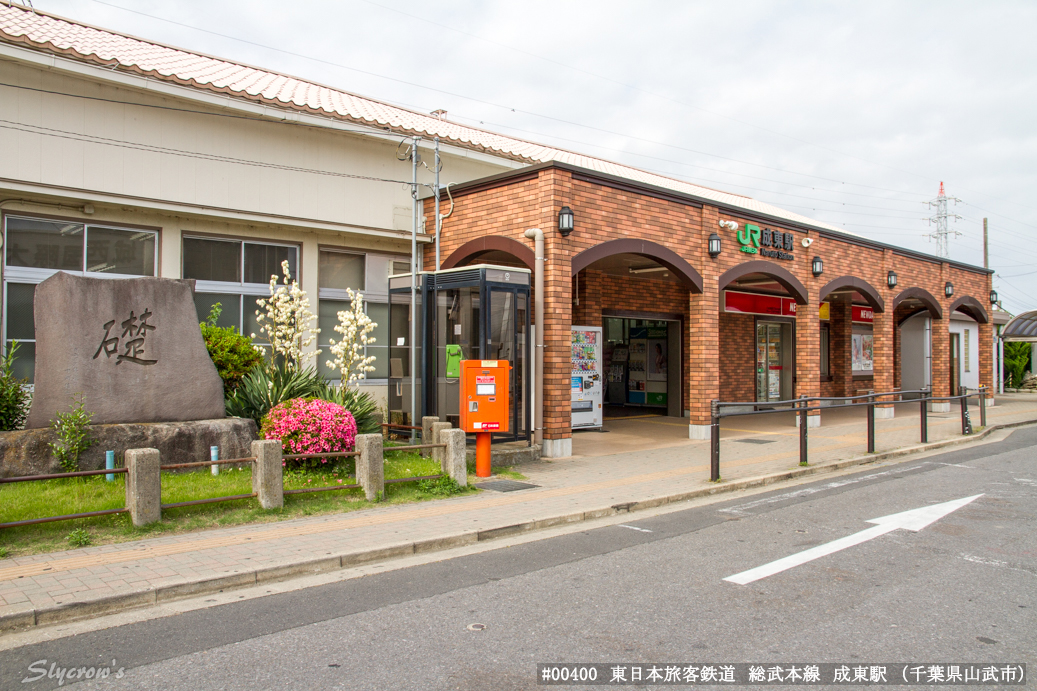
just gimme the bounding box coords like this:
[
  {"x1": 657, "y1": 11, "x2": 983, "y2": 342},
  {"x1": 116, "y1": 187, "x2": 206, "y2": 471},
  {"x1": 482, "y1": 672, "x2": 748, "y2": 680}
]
[{"x1": 1001, "y1": 310, "x2": 1037, "y2": 341}]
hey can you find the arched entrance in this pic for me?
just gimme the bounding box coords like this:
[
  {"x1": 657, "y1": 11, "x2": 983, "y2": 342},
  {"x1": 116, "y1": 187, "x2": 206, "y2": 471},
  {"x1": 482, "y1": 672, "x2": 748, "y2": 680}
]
[
  {"x1": 441, "y1": 236, "x2": 535, "y2": 271},
  {"x1": 893, "y1": 287, "x2": 943, "y2": 398}
]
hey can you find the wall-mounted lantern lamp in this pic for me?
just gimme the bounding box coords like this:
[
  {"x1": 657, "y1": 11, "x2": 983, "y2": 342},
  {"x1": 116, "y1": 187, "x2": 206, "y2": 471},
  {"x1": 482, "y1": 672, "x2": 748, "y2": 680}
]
[
  {"x1": 945, "y1": 282, "x2": 954, "y2": 298},
  {"x1": 558, "y1": 206, "x2": 574, "y2": 237},
  {"x1": 887, "y1": 271, "x2": 898, "y2": 289},
  {"x1": 811, "y1": 256, "x2": 824, "y2": 277},
  {"x1": 990, "y1": 289, "x2": 998, "y2": 305},
  {"x1": 708, "y1": 233, "x2": 722, "y2": 258}
]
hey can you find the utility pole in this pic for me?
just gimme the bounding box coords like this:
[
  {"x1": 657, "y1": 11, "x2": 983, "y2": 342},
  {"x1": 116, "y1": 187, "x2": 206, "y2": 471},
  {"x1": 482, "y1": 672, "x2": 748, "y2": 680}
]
[
  {"x1": 434, "y1": 137, "x2": 441, "y2": 271},
  {"x1": 983, "y1": 217, "x2": 989, "y2": 268},
  {"x1": 410, "y1": 136, "x2": 420, "y2": 437},
  {"x1": 927, "y1": 181, "x2": 963, "y2": 258}
]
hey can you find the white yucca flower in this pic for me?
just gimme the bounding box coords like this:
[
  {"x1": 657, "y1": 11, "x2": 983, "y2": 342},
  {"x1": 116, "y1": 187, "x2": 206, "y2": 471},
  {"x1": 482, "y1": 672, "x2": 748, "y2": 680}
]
[
  {"x1": 325, "y1": 288, "x2": 378, "y2": 385},
  {"x1": 255, "y1": 260, "x2": 320, "y2": 371}
]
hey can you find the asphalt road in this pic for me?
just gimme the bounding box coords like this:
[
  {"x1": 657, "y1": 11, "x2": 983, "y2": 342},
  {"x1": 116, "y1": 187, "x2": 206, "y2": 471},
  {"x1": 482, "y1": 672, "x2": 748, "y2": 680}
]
[{"x1": 2, "y1": 426, "x2": 1035, "y2": 690}]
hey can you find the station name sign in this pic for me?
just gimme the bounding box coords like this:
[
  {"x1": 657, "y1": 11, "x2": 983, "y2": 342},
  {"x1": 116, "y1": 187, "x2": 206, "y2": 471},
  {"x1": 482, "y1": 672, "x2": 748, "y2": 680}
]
[{"x1": 737, "y1": 224, "x2": 795, "y2": 261}]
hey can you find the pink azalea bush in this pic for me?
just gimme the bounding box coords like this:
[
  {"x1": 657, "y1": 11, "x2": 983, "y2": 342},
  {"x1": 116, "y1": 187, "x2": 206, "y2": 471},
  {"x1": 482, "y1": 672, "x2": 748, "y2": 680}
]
[{"x1": 260, "y1": 397, "x2": 357, "y2": 468}]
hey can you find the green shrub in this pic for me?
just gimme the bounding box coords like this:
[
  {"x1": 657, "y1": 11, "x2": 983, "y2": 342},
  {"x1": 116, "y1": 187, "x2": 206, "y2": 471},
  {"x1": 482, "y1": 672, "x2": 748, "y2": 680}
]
[
  {"x1": 0, "y1": 546, "x2": 8, "y2": 559},
  {"x1": 417, "y1": 475, "x2": 466, "y2": 497},
  {"x1": 66, "y1": 528, "x2": 92, "y2": 548},
  {"x1": 0, "y1": 341, "x2": 31, "y2": 431},
  {"x1": 225, "y1": 365, "x2": 328, "y2": 427},
  {"x1": 200, "y1": 304, "x2": 264, "y2": 394},
  {"x1": 315, "y1": 383, "x2": 381, "y2": 435},
  {"x1": 49, "y1": 393, "x2": 96, "y2": 473},
  {"x1": 1003, "y1": 341, "x2": 1030, "y2": 387}
]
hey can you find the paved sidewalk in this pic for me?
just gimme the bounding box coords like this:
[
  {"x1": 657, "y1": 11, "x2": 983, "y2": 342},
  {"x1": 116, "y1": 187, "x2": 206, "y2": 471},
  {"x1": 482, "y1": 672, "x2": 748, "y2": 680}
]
[{"x1": 1, "y1": 395, "x2": 1035, "y2": 631}]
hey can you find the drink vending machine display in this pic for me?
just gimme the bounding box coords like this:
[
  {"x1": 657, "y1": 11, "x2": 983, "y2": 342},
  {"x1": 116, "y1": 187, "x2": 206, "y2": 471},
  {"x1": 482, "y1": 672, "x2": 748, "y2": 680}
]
[{"x1": 571, "y1": 326, "x2": 602, "y2": 430}]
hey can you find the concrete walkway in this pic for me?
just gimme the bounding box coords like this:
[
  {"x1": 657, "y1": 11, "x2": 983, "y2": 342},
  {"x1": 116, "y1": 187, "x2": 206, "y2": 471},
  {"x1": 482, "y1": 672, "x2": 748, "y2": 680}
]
[{"x1": 1, "y1": 394, "x2": 1036, "y2": 632}]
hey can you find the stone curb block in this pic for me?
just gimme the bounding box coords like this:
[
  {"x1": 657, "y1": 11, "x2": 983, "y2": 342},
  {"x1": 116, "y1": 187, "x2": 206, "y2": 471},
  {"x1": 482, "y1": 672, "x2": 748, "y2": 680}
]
[{"x1": 3, "y1": 418, "x2": 1032, "y2": 633}]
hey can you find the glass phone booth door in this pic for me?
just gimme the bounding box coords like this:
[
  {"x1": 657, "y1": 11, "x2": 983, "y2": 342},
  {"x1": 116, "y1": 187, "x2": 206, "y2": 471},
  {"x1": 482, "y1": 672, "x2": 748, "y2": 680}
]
[{"x1": 756, "y1": 321, "x2": 792, "y2": 403}]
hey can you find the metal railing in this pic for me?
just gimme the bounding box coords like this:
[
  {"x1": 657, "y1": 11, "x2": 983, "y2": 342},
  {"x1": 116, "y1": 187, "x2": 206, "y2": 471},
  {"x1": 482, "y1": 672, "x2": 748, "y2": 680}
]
[
  {"x1": 0, "y1": 467, "x2": 130, "y2": 529},
  {"x1": 282, "y1": 450, "x2": 360, "y2": 495},
  {"x1": 160, "y1": 456, "x2": 258, "y2": 510},
  {"x1": 709, "y1": 386, "x2": 989, "y2": 482}
]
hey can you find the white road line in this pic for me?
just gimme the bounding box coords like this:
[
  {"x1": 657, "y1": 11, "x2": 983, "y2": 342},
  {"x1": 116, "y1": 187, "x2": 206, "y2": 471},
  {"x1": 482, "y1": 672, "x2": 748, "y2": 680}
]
[
  {"x1": 724, "y1": 494, "x2": 983, "y2": 585},
  {"x1": 617, "y1": 524, "x2": 653, "y2": 533}
]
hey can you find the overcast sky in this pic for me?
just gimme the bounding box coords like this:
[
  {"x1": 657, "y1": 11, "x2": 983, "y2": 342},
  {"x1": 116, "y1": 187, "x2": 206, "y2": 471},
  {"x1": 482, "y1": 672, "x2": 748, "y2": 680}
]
[{"x1": 37, "y1": 0, "x2": 1037, "y2": 313}]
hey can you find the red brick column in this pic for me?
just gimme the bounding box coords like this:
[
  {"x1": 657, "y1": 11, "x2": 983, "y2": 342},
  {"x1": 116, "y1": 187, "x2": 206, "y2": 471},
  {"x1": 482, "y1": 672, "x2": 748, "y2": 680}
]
[
  {"x1": 873, "y1": 306, "x2": 895, "y2": 417},
  {"x1": 688, "y1": 206, "x2": 720, "y2": 439},
  {"x1": 540, "y1": 169, "x2": 574, "y2": 457},
  {"x1": 930, "y1": 315, "x2": 950, "y2": 409},
  {"x1": 979, "y1": 320, "x2": 994, "y2": 401},
  {"x1": 796, "y1": 291, "x2": 821, "y2": 426}
]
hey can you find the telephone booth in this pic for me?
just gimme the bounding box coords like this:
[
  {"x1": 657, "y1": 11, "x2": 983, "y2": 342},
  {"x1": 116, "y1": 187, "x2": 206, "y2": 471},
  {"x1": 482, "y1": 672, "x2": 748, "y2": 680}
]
[{"x1": 388, "y1": 265, "x2": 531, "y2": 442}]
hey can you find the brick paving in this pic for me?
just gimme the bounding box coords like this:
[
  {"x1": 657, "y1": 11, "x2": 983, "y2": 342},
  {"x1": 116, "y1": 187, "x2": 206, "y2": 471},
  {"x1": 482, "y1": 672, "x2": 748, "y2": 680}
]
[{"x1": 0, "y1": 394, "x2": 1034, "y2": 628}]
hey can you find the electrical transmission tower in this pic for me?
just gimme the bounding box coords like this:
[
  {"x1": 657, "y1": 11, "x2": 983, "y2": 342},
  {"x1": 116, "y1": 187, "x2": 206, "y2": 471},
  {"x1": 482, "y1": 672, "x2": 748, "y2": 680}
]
[{"x1": 927, "y1": 181, "x2": 963, "y2": 258}]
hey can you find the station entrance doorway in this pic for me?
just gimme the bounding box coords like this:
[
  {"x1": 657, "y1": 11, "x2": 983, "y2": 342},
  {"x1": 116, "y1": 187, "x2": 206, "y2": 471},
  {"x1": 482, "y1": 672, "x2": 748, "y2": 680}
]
[
  {"x1": 755, "y1": 320, "x2": 795, "y2": 403},
  {"x1": 602, "y1": 315, "x2": 682, "y2": 418}
]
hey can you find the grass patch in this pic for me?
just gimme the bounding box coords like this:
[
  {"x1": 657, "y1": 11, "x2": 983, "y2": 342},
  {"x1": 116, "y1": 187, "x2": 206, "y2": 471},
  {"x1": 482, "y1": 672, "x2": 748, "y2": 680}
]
[{"x1": 0, "y1": 448, "x2": 473, "y2": 558}]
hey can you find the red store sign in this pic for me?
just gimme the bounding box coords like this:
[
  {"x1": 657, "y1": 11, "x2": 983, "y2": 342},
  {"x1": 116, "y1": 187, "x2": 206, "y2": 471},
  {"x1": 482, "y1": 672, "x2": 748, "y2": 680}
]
[
  {"x1": 853, "y1": 306, "x2": 874, "y2": 323},
  {"x1": 724, "y1": 290, "x2": 797, "y2": 317}
]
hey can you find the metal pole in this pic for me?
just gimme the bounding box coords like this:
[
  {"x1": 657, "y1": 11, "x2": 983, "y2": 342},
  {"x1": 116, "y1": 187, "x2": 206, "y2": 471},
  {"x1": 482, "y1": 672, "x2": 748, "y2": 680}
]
[
  {"x1": 799, "y1": 395, "x2": 808, "y2": 466},
  {"x1": 980, "y1": 385, "x2": 987, "y2": 428},
  {"x1": 867, "y1": 395, "x2": 875, "y2": 454},
  {"x1": 920, "y1": 388, "x2": 928, "y2": 443},
  {"x1": 710, "y1": 400, "x2": 720, "y2": 481},
  {"x1": 210, "y1": 445, "x2": 219, "y2": 476},
  {"x1": 105, "y1": 450, "x2": 115, "y2": 482},
  {"x1": 960, "y1": 386, "x2": 968, "y2": 435},
  {"x1": 434, "y1": 137, "x2": 441, "y2": 271},
  {"x1": 524, "y1": 229, "x2": 545, "y2": 449},
  {"x1": 410, "y1": 136, "x2": 420, "y2": 439}
]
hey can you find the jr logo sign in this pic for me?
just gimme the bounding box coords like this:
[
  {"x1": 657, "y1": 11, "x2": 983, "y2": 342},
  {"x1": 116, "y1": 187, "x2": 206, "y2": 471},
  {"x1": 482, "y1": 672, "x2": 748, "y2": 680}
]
[{"x1": 737, "y1": 224, "x2": 761, "y2": 253}]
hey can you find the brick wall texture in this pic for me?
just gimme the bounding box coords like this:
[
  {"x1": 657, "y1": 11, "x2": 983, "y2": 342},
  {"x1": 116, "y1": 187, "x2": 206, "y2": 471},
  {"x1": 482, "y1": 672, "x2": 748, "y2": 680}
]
[{"x1": 425, "y1": 165, "x2": 994, "y2": 441}]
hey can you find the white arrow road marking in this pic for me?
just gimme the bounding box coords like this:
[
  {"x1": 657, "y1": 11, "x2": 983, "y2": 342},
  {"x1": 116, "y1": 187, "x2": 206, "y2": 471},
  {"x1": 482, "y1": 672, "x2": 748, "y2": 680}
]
[{"x1": 723, "y1": 494, "x2": 983, "y2": 585}]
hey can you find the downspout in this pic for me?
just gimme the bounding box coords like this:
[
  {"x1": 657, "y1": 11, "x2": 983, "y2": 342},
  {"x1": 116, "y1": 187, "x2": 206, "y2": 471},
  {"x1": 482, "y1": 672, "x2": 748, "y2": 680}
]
[{"x1": 524, "y1": 228, "x2": 544, "y2": 449}]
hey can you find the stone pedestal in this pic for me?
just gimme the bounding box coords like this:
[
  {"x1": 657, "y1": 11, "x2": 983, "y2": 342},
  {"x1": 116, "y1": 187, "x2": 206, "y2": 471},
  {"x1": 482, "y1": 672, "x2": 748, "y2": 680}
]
[{"x1": 0, "y1": 418, "x2": 257, "y2": 478}]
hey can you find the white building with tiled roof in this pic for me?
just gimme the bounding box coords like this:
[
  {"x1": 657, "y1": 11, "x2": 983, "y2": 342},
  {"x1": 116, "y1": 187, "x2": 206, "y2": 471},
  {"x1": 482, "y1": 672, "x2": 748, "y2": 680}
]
[{"x1": 0, "y1": 3, "x2": 847, "y2": 405}]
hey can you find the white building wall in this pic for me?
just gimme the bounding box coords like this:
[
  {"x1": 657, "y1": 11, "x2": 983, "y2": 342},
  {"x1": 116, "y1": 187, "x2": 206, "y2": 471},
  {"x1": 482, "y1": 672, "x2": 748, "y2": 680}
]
[{"x1": 949, "y1": 313, "x2": 980, "y2": 390}]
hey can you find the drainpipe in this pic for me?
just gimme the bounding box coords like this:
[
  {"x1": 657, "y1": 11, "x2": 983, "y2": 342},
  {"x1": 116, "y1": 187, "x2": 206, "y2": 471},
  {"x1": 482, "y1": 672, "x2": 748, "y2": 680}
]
[{"x1": 524, "y1": 228, "x2": 544, "y2": 448}]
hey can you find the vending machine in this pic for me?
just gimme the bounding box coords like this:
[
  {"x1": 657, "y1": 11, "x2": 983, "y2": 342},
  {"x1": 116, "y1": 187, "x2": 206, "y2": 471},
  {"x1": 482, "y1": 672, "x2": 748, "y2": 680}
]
[{"x1": 571, "y1": 326, "x2": 603, "y2": 429}]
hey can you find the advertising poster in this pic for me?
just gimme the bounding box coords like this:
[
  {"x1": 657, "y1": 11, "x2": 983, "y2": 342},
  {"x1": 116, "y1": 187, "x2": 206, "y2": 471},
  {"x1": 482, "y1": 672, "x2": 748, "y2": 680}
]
[
  {"x1": 852, "y1": 334, "x2": 874, "y2": 372},
  {"x1": 648, "y1": 339, "x2": 667, "y2": 381}
]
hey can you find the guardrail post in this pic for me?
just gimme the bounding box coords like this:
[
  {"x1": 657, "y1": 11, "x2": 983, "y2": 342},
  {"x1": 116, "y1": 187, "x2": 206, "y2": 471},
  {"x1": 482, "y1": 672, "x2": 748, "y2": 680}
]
[
  {"x1": 251, "y1": 440, "x2": 284, "y2": 509},
  {"x1": 710, "y1": 400, "x2": 720, "y2": 481},
  {"x1": 959, "y1": 386, "x2": 969, "y2": 435},
  {"x1": 431, "y1": 421, "x2": 451, "y2": 466},
  {"x1": 980, "y1": 385, "x2": 987, "y2": 428},
  {"x1": 441, "y1": 428, "x2": 468, "y2": 487},
  {"x1": 920, "y1": 389, "x2": 929, "y2": 443},
  {"x1": 421, "y1": 416, "x2": 440, "y2": 457},
  {"x1": 356, "y1": 433, "x2": 384, "y2": 501},
  {"x1": 799, "y1": 396, "x2": 808, "y2": 466},
  {"x1": 125, "y1": 448, "x2": 161, "y2": 527},
  {"x1": 867, "y1": 395, "x2": 876, "y2": 454}
]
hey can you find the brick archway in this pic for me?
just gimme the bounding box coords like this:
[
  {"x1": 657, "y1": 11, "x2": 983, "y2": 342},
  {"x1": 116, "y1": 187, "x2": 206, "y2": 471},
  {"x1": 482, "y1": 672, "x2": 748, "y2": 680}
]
[
  {"x1": 818, "y1": 275, "x2": 885, "y2": 312},
  {"x1": 570, "y1": 238, "x2": 703, "y2": 292},
  {"x1": 717, "y1": 260, "x2": 809, "y2": 305},
  {"x1": 441, "y1": 236, "x2": 535, "y2": 270},
  {"x1": 892, "y1": 287, "x2": 943, "y2": 319},
  {"x1": 949, "y1": 296, "x2": 989, "y2": 323}
]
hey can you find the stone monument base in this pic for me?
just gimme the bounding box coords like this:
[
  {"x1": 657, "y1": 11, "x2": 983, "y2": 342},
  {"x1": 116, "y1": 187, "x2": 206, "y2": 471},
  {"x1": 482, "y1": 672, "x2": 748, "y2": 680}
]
[{"x1": 0, "y1": 418, "x2": 258, "y2": 478}]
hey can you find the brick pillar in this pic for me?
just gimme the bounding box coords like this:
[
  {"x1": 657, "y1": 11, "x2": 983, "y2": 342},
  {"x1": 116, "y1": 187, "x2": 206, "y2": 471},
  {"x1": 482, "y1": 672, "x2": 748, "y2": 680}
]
[
  {"x1": 873, "y1": 306, "x2": 895, "y2": 418},
  {"x1": 930, "y1": 315, "x2": 950, "y2": 411},
  {"x1": 979, "y1": 320, "x2": 994, "y2": 399},
  {"x1": 893, "y1": 320, "x2": 902, "y2": 391},
  {"x1": 688, "y1": 207, "x2": 720, "y2": 439},
  {"x1": 540, "y1": 168, "x2": 574, "y2": 458},
  {"x1": 829, "y1": 296, "x2": 853, "y2": 398},
  {"x1": 796, "y1": 291, "x2": 820, "y2": 427}
]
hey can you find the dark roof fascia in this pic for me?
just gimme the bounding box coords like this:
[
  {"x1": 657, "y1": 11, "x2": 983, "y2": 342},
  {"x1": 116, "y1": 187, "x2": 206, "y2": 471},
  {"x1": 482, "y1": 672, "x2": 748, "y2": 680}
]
[{"x1": 442, "y1": 161, "x2": 993, "y2": 276}]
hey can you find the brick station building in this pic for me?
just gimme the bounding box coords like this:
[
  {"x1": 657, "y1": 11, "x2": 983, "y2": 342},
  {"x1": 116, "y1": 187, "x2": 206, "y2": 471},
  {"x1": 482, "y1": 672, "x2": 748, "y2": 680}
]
[{"x1": 426, "y1": 162, "x2": 993, "y2": 457}]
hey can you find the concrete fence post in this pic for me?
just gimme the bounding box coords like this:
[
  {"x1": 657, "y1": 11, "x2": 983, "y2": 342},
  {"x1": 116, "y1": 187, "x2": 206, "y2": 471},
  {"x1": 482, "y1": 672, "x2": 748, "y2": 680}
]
[
  {"x1": 356, "y1": 433, "x2": 384, "y2": 501},
  {"x1": 124, "y1": 448, "x2": 161, "y2": 527},
  {"x1": 251, "y1": 440, "x2": 284, "y2": 510},
  {"x1": 441, "y1": 428, "x2": 468, "y2": 487},
  {"x1": 420, "y1": 416, "x2": 440, "y2": 457},
  {"x1": 430, "y1": 421, "x2": 452, "y2": 466}
]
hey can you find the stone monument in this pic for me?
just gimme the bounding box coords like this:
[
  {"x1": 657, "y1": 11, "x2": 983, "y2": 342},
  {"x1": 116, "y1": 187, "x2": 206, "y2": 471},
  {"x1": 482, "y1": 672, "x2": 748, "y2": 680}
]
[{"x1": 25, "y1": 272, "x2": 226, "y2": 428}]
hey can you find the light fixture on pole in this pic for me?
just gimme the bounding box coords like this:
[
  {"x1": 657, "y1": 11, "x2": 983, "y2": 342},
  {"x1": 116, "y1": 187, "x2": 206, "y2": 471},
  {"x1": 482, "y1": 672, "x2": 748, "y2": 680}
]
[
  {"x1": 945, "y1": 281, "x2": 954, "y2": 298},
  {"x1": 811, "y1": 256, "x2": 823, "y2": 277},
  {"x1": 558, "y1": 206, "x2": 574, "y2": 237},
  {"x1": 708, "y1": 233, "x2": 722, "y2": 258},
  {"x1": 887, "y1": 271, "x2": 898, "y2": 289}
]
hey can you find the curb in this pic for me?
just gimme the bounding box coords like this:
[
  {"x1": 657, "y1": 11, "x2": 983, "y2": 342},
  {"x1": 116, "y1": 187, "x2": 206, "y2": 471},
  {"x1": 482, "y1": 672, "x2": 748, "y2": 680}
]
[{"x1": 2, "y1": 418, "x2": 1033, "y2": 633}]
